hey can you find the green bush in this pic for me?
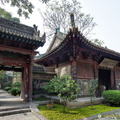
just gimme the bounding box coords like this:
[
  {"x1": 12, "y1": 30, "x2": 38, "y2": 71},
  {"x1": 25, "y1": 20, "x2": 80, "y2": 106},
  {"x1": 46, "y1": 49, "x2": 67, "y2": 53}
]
[
  {"x1": 16, "y1": 88, "x2": 21, "y2": 95},
  {"x1": 4, "y1": 87, "x2": 11, "y2": 91},
  {"x1": 12, "y1": 81, "x2": 21, "y2": 88},
  {"x1": 2, "y1": 82, "x2": 12, "y2": 88},
  {"x1": 102, "y1": 90, "x2": 120, "y2": 106},
  {"x1": 9, "y1": 88, "x2": 21, "y2": 96}
]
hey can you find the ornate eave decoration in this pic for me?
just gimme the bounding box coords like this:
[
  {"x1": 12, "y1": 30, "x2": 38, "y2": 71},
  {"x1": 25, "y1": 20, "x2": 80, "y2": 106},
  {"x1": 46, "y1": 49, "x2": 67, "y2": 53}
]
[{"x1": 0, "y1": 17, "x2": 46, "y2": 47}]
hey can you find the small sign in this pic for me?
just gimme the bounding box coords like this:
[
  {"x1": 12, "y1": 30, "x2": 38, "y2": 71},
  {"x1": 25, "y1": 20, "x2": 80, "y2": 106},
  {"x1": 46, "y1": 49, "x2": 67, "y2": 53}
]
[
  {"x1": 98, "y1": 114, "x2": 102, "y2": 118},
  {"x1": 99, "y1": 58, "x2": 119, "y2": 69}
]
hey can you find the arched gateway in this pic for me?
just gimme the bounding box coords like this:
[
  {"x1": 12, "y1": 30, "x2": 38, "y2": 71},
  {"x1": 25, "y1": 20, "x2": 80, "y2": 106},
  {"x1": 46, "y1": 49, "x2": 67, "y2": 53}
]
[{"x1": 0, "y1": 17, "x2": 45, "y2": 101}]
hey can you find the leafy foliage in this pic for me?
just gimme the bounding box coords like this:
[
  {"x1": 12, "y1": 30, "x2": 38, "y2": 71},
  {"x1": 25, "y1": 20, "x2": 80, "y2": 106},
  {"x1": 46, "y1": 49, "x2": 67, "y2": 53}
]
[
  {"x1": 0, "y1": 7, "x2": 20, "y2": 22},
  {"x1": 4, "y1": 81, "x2": 22, "y2": 96},
  {"x1": 0, "y1": 0, "x2": 49, "y2": 18},
  {"x1": 87, "y1": 79, "x2": 97, "y2": 105},
  {"x1": 44, "y1": 75, "x2": 79, "y2": 112},
  {"x1": 4, "y1": 86, "x2": 11, "y2": 91},
  {"x1": 9, "y1": 87, "x2": 21, "y2": 96},
  {"x1": 2, "y1": 81, "x2": 12, "y2": 89},
  {"x1": 91, "y1": 39, "x2": 105, "y2": 47},
  {"x1": 38, "y1": 104, "x2": 120, "y2": 120},
  {"x1": 12, "y1": 81, "x2": 21, "y2": 89},
  {"x1": 102, "y1": 90, "x2": 120, "y2": 106},
  {"x1": 43, "y1": 79, "x2": 56, "y2": 103},
  {"x1": 0, "y1": 70, "x2": 7, "y2": 84},
  {"x1": 40, "y1": 0, "x2": 96, "y2": 38}
]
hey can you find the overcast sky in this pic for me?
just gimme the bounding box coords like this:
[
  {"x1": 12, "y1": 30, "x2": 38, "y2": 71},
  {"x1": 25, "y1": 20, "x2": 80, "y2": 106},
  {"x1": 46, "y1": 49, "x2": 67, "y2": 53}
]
[{"x1": 2, "y1": 0, "x2": 120, "y2": 54}]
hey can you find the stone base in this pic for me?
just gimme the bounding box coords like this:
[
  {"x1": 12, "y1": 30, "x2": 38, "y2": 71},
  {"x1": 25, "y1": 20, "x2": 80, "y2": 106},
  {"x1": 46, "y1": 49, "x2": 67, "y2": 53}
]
[{"x1": 66, "y1": 98, "x2": 104, "y2": 109}]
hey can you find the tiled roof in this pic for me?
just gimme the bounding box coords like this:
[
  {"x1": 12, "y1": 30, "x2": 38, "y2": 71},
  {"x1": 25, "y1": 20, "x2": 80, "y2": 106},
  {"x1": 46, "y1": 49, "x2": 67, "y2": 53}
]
[
  {"x1": 0, "y1": 17, "x2": 46, "y2": 43},
  {"x1": 35, "y1": 27, "x2": 120, "y2": 63}
]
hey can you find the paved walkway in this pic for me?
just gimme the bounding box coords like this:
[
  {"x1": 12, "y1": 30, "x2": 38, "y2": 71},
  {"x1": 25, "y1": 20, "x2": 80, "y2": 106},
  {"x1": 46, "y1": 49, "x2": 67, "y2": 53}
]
[
  {"x1": 0, "y1": 89, "x2": 119, "y2": 120},
  {"x1": 0, "y1": 89, "x2": 47, "y2": 120},
  {"x1": 0, "y1": 89, "x2": 28, "y2": 108}
]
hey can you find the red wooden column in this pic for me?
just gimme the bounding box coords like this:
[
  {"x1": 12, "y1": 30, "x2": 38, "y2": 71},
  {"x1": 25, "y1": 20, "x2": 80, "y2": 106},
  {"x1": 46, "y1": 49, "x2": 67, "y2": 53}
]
[
  {"x1": 28, "y1": 55, "x2": 34, "y2": 102},
  {"x1": 21, "y1": 67, "x2": 25, "y2": 99},
  {"x1": 21, "y1": 67, "x2": 29, "y2": 100}
]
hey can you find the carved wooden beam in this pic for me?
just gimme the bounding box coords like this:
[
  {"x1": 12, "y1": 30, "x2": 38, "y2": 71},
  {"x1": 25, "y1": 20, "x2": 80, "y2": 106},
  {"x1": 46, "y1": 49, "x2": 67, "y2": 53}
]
[
  {"x1": 0, "y1": 45, "x2": 38, "y2": 55},
  {"x1": 92, "y1": 54, "x2": 101, "y2": 61},
  {"x1": 82, "y1": 52, "x2": 91, "y2": 59}
]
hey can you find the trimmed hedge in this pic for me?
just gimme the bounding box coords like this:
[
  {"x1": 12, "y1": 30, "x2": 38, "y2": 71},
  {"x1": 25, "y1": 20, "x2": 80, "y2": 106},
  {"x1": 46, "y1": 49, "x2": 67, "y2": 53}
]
[
  {"x1": 102, "y1": 90, "x2": 120, "y2": 106},
  {"x1": 4, "y1": 87, "x2": 11, "y2": 91},
  {"x1": 12, "y1": 82, "x2": 21, "y2": 89},
  {"x1": 9, "y1": 88, "x2": 21, "y2": 96}
]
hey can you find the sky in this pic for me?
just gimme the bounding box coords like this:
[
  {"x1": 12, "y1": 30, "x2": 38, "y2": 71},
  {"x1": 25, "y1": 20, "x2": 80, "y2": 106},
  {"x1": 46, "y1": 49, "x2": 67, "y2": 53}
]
[{"x1": 1, "y1": 0, "x2": 120, "y2": 54}]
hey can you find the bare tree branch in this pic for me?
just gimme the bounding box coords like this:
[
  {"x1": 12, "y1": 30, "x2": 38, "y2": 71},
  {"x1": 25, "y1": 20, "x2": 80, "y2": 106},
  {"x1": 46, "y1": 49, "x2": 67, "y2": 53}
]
[{"x1": 39, "y1": 0, "x2": 97, "y2": 38}]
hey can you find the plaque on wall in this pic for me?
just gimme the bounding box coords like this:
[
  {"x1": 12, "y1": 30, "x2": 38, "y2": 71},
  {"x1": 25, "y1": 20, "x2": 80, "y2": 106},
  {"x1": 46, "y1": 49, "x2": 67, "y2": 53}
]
[{"x1": 99, "y1": 58, "x2": 119, "y2": 69}]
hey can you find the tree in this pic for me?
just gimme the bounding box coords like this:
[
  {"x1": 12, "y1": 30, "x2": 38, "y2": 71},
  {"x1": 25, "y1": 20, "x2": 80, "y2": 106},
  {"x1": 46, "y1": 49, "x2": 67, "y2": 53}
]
[
  {"x1": 0, "y1": 0, "x2": 50, "y2": 18},
  {"x1": 40, "y1": 0, "x2": 96, "y2": 37},
  {"x1": 0, "y1": 70, "x2": 7, "y2": 88},
  {"x1": 87, "y1": 79, "x2": 97, "y2": 107},
  {"x1": 0, "y1": 8, "x2": 20, "y2": 23},
  {"x1": 0, "y1": 70, "x2": 7, "y2": 82},
  {"x1": 91, "y1": 39, "x2": 105, "y2": 47},
  {"x1": 43, "y1": 79, "x2": 55, "y2": 104},
  {"x1": 44, "y1": 75, "x2": 79, "y2": 113}
]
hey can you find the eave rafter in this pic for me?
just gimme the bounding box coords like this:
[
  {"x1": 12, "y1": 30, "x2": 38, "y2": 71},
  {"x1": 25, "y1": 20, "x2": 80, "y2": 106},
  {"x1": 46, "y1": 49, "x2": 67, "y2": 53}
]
[
  {"x1": 0, "y1": 45, "x2": 38, "y2": 55},
  {"x1": 0, "y1": 65, "x2": 22, "y2": 72},
  {"x1": 35, "y1": 24, "x2": 120, "y2": 65}
]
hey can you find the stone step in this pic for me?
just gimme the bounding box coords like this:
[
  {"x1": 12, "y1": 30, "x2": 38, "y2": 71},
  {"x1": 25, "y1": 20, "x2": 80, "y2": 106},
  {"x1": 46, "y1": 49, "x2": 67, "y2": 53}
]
[
  {"x1": 0, "y1": 105, "x2": 29, "y2": 112},
  {"x1": 0, "y1": 107, "x2": 31, "y2": 116}
]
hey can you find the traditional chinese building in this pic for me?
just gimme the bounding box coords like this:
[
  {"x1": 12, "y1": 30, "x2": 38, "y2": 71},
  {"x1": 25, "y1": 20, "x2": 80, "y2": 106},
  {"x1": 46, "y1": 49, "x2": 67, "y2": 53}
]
[
  {"x1": 0, "y1": 17, "x2": 45, "y2": 101},
  {"x1": 35, "y1": 15, "x2": 120, "y2": 96}
]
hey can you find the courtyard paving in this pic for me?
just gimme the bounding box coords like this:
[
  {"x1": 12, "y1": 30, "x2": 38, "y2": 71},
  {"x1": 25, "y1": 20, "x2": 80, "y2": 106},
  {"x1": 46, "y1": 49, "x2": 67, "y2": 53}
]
[
  {"x1": 0, "y1": 89, "x2": 120, "y2": 120},
  {"x1": 0, "y1": 89, "x2": 47, "y2": 120}
]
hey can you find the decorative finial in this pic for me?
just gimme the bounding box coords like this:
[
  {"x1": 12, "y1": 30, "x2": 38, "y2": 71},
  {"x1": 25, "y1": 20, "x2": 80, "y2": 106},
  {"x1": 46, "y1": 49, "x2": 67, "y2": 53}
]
[
  {"x1": 70, "y1": 13, "x2": 75, "y2": 28},
  {"x1": 56, "y1": 27, "x2": 60, "y2": 32}
]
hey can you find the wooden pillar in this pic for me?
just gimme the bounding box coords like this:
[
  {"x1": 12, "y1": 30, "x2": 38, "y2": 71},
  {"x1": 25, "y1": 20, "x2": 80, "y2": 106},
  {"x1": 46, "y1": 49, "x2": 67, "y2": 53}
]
[
  {"x1": 21, "y1": 67, "x2": 28, "y2": 100},
  {"x1": 21, "y1": 67, "x2": 25, "y2": 99},
  {"x1": 28, "y1": 55, "x2": 33, "y2": 102}
]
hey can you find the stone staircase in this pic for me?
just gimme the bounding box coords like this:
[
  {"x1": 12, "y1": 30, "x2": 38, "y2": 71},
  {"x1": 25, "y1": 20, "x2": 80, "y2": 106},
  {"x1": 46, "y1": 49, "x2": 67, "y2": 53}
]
[
  {"x1": 0, "y1": 105, "x2": 31, "y2": 116},
  {"x1": 0, "y1": 90, "x2": 31, "y2": 116}
]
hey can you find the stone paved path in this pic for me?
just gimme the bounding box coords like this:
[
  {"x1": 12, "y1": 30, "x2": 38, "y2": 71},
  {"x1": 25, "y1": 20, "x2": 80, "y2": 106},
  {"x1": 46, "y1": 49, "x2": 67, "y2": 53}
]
[
  {"x1": 0, "y1": 89, "x2": 47, "y2": 120},
  {"x1": 0, "y1": 112, "x2": 40, "y2": 120},
  {"x1": 0, "y1": 89, "x2": 28, "y2": 108}
]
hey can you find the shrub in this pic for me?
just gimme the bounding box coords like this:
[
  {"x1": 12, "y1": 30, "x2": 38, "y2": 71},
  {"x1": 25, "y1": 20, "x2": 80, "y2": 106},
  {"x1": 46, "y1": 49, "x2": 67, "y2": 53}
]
[
  {"x1": 102, "y1": 90, "x2": 120, "y2": 106},
  {"x1": 9, "y1": 88, "x2": 21, "y2": 96},
  {"x1": 16, "y1": 88, "x2": 21, "y2": 95},
  {"x1": 2, "y1": 82, "x2": 12, "y2": 88},
  {"x1": 44, "y1": 75, "x2": 79, "y2": 112},
  {"x1": 12, "y1": 81, "x2": 21, "y2": 88},
  {"x1": 4, "y1": 87, "x2": 11, "y2": 91}
]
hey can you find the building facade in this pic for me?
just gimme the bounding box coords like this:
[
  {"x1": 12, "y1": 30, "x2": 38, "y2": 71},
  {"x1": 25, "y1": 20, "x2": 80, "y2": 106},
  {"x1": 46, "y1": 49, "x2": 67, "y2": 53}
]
[
  {"x1": 36, "y1": 27, "x2": 120, "y2": 96},
  {"x1": 0, "y1": 17, "x2": 46, "y2": 101}
]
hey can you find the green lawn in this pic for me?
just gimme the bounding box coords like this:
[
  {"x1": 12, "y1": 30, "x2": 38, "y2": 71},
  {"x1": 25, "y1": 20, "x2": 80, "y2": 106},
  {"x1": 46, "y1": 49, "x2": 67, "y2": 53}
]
[{"x1": 38, "y1": 104, "x2": 120, "y2": 120}]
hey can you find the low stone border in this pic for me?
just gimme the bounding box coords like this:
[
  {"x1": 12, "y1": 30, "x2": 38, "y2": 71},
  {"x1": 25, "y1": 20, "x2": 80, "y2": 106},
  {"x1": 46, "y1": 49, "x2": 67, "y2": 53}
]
[
  {"x1": 29, "y1": 102, "x2": 48, "y2": 120},
  {"x1": 79, "y1": 108, "x2": 120, "y2": 120},
  {"x1": 66, "y1": 98, "x2": 105, "y2": 108}
]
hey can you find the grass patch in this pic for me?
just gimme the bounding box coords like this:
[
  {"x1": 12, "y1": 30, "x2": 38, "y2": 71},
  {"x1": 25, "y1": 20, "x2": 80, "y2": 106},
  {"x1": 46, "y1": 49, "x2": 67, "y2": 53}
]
[
  {"x1": 33, "y1": 96, "x2": 50, "y2": 101},
  {"x1": 38, "y1": 104, "x2": 120, "y2": 120}
]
